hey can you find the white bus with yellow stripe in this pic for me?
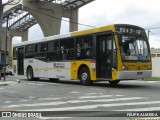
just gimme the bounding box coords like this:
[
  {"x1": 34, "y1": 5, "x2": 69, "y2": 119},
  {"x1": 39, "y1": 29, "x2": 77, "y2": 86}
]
[{"x1": 13, "y1": 24, "x2": 152, "y2": 85}]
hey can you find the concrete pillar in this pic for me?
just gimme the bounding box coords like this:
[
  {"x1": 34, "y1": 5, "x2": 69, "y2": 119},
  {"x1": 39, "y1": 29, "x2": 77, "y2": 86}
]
[
  {"x1": 7, "y1": 36, "x2": 13, "y2": 65},
  {"x1": 23, "y1": 1, "x2": 63, "y2": 36},
  {"x1": 2, "y1": 28, "x2": 12, "y2": 65},
  {"x1": 22, "y1": 30, "x2": 28, "y2": 41},
  {"x1": 70, "y1": 9, "x2": 78, "y2": 32},
  {"x1": 2, "y1": 28, "x2": 29, "y2": 66},
  {"x1": 1, "y1": 29, "x2": 6, "y2": 51}
]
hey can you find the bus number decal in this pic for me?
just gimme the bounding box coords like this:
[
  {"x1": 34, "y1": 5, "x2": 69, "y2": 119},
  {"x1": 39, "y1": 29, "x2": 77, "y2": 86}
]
[
  {"x1": 53, "y1": 63, "x2": 65, "y2": 68},
  {"x1": 28, "y1": 60, "x2": 33, "y2": 63}
]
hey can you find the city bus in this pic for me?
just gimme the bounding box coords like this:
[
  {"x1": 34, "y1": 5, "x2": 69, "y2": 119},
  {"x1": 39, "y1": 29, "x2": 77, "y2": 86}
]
[{"x1": 13, "y1": 24, "x2": 152, "y2": 85}]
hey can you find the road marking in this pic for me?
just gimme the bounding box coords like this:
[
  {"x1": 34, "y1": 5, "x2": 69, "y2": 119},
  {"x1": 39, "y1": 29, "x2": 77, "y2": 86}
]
[
  {"x1": 69, "y1": 91, "x2": 80, "y2": 94},
  {"x1": 5, "y1": 101, "x2": 12, "y2": 104},
  {"x1": 20, "y1": 99, "x2": 32, "y2": 102},
  {"x1": 67, "y1": 97, "x2": 146, "y2": 103},
  {"x1": 83, "y1": 97, "x2": 147, "y2": 103},
  {"x1": 5, "y1": 102, "x2": 66, "y2": 108},
  {"x1": 8, "y1": 91, "x2": 16, "y2": 93},
  {"x1": 5, "y1": 97, "x2": 146, "y2": 108},
  {"x1": 79, "y1": 95, "x2": 124, "y2": 99},
  {"x1": 38, "y1": 98, "x2": 61, "y2": 101},
  {"x1": 36, "y1": 83, "x2": 46, "y2": 86},
  {"x1": 115, "y1": 106, "x2": 160, "y2": 111},
  {"x1": 28, "y1": 83, "x2": 36, "y2": 85},
  {"x1": 85, "y1": 93, "x2": 97, "y2": 95},
  {"x1": 20, "y1": 101, "x2": 160, "y2": 111},
  {"x1": 28, "y1": 82, "x2": 58, "y2": 85},
  {"x1": 28, "y1": 96, "x2": 35, "y2": 99}
]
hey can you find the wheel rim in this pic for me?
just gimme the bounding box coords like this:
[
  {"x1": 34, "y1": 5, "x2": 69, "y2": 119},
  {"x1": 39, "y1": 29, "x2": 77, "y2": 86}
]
[{"x1": 82, "y1": 72, "x2": 88, "y2": 81}]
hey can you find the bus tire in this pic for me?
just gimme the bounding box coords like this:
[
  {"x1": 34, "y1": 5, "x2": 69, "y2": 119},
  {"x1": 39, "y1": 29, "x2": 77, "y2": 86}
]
[
  {"x1": 109, "y1": 80, "x2": 120, "y2": 85},
  {"x1": 27, "y1": 67, "x2": 38, "y2": 81},
  {"x1": 79, "y1": 67, "x2": 93, "y2": 86},
  {"x1": 49, "y1": 78, "x2": 59, "y2": 82}
]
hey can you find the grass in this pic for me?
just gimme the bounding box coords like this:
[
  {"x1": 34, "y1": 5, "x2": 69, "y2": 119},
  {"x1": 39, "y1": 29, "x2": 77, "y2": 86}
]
[{"x1": 141, "y1": 77, "x2": 160, "y2": 81}]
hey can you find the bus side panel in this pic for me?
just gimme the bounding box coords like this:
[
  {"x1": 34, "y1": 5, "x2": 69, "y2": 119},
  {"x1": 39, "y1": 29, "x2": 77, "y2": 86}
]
[
  {"x1": 37, "y1": 59, "x2": 47, "y2": 78},
  {"x1": 47, "y1": 62, "x2": 71, "y2": 79},
  {"x1": 71, "y1": 61, "x2": 96, "y2": 81},
  {"x1": 24, "y1": 59, "x2": 38, "y2": 77}
]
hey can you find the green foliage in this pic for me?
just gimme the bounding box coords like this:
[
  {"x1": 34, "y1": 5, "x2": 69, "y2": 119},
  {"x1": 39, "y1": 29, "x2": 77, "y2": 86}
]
[{"x1": 141, "y1": 77, "x2": 160, "y2": 81}]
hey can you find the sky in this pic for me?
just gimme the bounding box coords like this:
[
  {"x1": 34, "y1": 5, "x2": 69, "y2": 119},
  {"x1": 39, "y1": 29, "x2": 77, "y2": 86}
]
[{"x1": 5, "y1": 0, "x2": 160, "y2": 48}]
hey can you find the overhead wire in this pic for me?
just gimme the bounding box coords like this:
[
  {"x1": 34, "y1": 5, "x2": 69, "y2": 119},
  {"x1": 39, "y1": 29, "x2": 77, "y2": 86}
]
[
  {"x1": 23, "y1": 6, "x2": 96, "y2": 28},
  {"x1": 145, "y1": 26, "x2": 160, "y2": 39},
  {"x1": 149, "y1": 30, "x2": 160, "y2": 39},
  {"x1": 148, "y1": 27, "x2": 160, "y2": 30}
]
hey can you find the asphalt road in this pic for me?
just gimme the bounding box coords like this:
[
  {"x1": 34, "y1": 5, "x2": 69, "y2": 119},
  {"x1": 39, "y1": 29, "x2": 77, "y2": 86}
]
[{"x1": 0, "y1": 76, "x2": 160, "y2": 120}]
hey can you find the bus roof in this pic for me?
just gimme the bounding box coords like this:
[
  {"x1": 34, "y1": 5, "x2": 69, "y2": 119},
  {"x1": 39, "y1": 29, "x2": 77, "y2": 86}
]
[
  {"x1": 13, "y1": 24, "x2": 143, "y2": 47},
  {"x1": 13, "y1": 33, "x2": 71, "y2": 47}
]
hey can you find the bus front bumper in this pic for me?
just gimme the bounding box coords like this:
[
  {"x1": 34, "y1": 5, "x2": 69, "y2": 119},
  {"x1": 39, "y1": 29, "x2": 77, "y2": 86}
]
[{"x1": 117, "y1": 70, "x2": 152, "y2": 80}]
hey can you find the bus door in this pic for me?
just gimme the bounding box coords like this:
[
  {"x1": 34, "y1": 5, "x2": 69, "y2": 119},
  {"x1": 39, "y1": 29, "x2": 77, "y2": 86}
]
[
  {"x1": 96, "y1": 33, "x2": 113, "y2": 79},
  {"x1": 17, "y1": 47, "x2": 24, "y2": 75}
]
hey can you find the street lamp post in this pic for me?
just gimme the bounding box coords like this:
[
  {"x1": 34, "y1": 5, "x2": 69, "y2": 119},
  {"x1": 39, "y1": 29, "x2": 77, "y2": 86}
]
[{"x1": 0, "y1": 1, "x2": 3, "y2": 80}]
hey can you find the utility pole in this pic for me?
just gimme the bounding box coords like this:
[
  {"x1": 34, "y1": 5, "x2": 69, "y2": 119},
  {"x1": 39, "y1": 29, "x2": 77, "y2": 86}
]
[
  {"x1": 148, "y1": 30, "x2": 150, "y2": 40},
  {"x1": 0, "y1": 0, "x2": 3, "y2": 80},
  {"x1": 3, "y1": 15, "x2": 9, "y2": 81}
]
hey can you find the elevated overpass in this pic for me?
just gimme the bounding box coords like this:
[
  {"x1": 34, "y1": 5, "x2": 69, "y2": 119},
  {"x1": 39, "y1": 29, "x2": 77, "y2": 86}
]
[
  {"x1": 1, "y1": 0, "x2": 94, "y2": 62},
  {"x1": 3, "y1": 0, "x2": 94, "y2": 37}
]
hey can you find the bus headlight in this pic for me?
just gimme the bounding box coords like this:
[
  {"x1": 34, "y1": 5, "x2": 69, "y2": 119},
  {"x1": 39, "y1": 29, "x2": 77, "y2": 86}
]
[{"x1": 148, "y1": 65, "x2": 151, "y2": 70}]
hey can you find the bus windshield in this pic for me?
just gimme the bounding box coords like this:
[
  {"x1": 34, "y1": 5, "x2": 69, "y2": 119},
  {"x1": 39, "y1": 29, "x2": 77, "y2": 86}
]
[{"x1": 118, "y1": 34, "x2": 150, "y2": 61}]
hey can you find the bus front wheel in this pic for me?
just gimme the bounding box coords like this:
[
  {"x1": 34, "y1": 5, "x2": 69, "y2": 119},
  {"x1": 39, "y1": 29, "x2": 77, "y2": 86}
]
[{"x1": 79, "y1": 67, "x2": 93, "y2": 86}]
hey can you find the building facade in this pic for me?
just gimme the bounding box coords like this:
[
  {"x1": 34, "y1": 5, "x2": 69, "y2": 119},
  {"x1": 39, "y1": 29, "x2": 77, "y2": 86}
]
[{"x1": 151, "y1": 48, "x2": 160, "y2": 77}]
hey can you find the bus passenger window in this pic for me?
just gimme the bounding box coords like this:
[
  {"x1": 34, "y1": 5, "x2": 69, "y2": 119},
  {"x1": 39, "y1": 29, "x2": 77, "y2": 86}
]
[
  {"x1": 25, "y1": 44, "x2": 35, "y2": 58},
  {"x1": 47, "y1": 41, "x2": 59, "y2": 61},
  {"x1": 35, "y1": 43, "x2": 47, "y2": 59},
  {"x1": 76, "y1": 36, "x2": 92, "y2": 59},
  {"x1": 77, "y1": 44, "x2": 81, "y2": 57},
  {"x1": 41, "y1": 43, "x2": 47, "y2": 52},
  {"x1": 60, "y1": 38, "x2": 74, "y2": 60}
]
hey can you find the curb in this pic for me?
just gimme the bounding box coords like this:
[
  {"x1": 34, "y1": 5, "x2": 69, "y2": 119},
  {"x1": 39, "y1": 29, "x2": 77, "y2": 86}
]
[
  {"x1": 0, "y1": 82, "x2": 8, "y2": 86},
  {"x1": 0, "y1": 81, "x2": 17, "y2": 86}
]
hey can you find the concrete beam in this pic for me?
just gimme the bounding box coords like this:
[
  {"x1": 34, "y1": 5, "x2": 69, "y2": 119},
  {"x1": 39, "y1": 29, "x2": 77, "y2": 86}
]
[
  {"x1": 9, "y1": 29, "x2": 28, "y2": 41},
  {"x1": 3, "y1": 0, "x2": 22, "y2": 13},
  {"x1": 23, "y1": 1, "x2": 63, "y2": 36}
]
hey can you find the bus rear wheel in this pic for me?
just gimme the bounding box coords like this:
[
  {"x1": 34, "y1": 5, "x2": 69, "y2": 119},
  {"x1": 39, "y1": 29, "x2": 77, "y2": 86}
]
[
  {"x1": 49, "y1": 78, "x2": 59, "y2": 82},
  {"x1": 79, "y1": 67, "x2": 93, "y2": 86},
  {"x1": 109, "y1": 80, "x2": 120, "y2": 85}
]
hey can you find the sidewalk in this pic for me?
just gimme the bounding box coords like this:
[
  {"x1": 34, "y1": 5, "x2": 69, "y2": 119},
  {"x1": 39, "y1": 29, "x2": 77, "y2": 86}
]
[{"x1": 0, "y1": 77, "x2": 18, "y2": 86}]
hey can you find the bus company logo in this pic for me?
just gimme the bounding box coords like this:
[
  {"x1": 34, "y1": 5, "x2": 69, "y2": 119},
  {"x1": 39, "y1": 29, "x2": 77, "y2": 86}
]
[
  {"x1": 2, "y1": 112, "x2": 11, "y2": 117},
  {"x1": 53, "y1": 63, "x2": 65, "y2": 68}
]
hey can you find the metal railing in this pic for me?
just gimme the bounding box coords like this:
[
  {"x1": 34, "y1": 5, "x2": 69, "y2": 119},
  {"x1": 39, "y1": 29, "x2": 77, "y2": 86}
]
[{"x1": 3, "y1": 0, "x2": 94, "y2": 31}]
